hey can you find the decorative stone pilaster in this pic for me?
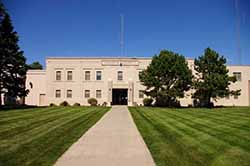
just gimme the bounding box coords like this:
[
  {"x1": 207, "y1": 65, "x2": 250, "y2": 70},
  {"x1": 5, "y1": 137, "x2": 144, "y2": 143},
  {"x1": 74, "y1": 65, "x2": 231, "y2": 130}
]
[
  {"x1": 107, "y1": 80, "x2": 113, "y2": 106},
  {"x1": 128, "y1": 81, "x2": 134, "y2": 106}
]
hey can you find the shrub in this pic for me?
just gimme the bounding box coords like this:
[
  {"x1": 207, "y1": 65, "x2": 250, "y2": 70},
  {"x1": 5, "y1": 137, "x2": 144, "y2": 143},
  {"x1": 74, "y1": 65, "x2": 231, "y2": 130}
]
[
  {"x1": 49, "y1": 103, "x2": 56, "y2": 107},
  {"x1": 88, "y1": 98, "x2": 97, "y2": 106},
  {"x1": 143, "y1": 98, "x2": 153, "y2": 106},
  {"x1": 102, "y1": 102, "x2": 107, "y2": 107},
  {"x1": 73, "y1": 103, "x2": 81, "y2": 106},
  {"x1": 193, "y1": 99, "x2": 214, "y2": 108},
  {"x1": 60, "y1": 101, "x2": 70, "y2": 106}
]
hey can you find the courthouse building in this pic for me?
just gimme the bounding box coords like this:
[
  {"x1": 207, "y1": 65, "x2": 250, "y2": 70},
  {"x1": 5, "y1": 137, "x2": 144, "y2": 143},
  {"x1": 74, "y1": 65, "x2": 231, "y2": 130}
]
[{"x1": 25, "y1": 57, "x2": 250, "y2": 106}]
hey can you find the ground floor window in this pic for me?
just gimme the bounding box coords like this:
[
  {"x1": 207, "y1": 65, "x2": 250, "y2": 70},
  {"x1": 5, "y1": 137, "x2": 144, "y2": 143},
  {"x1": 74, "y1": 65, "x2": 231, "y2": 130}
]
[
  {"x1": 85, "y1": 90, "x2": 90, "y2": 98},
  {"x1": 55, "y1": 90, "x2": 61, "y2": 98},
  {"x1": 139, "y1": 90, "x2": 144, "y2": 98},
  {"x1": 96, "y1": 90, "x2": 102, "y2": 98},
  {"x1": 67, "y1": 90, "x2": 72, "y2": 98}
]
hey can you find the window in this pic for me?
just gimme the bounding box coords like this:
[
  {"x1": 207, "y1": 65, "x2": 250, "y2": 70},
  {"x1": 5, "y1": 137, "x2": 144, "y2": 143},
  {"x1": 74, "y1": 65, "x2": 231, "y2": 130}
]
[
  {"x1": 234, "y1": 95, "x2": 239, "y2": 99},
  {"x1": 55, "y1": 90, "x2": 61, "y2": 98},
  {"x1": 139, "y1": 90, "x2": 144, "y2": 98},
  {"x1": 67, "y1": 71, "x2": 73, "y2": 81},
  {"x1": 67, "y1": 90, "x2": 72, "y2": 98},
  {"x1": 85, "y1": 71, "x2": 90, "y2": 80},
  {"x1": 118, "y1": 71, "x2": 123, "y2": 81},
  {"x1": 138, "y1": 71, "x2": 142, "y2": 79},
  {"x1": 56, "y1": 71, "x2": 61, "y2": 81},
  {"x1": 96, "y1": 71, "x2": 102, "y2": 80},
  {"x1": 85, "y1": 90, "x2": 90, "y2": 98},
  {"x1": 96, "y1": 90, "x2": 102, "y2": 98},
  {"x1": 225, "y1": 95, "x2": 230, "y2": 99},
  {"x1": 233, "y1": 72, "x2": 242, "y2": 81}
]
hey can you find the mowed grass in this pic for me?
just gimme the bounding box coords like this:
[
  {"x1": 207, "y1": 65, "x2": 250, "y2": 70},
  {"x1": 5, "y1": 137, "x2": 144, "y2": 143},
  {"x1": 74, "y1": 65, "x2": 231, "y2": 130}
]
[
  {"x1": 129, "y1": 107, "x2": 250, "y2": 166},
  {"x1": 0, "y1": 106, "x2": 109, "y2": 166}
]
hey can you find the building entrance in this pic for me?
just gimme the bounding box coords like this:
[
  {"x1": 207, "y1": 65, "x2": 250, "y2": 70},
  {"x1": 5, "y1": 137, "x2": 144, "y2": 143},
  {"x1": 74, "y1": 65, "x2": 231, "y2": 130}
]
[{"x1": 112, "y1": 89, "x2": 128, "y2": 105}]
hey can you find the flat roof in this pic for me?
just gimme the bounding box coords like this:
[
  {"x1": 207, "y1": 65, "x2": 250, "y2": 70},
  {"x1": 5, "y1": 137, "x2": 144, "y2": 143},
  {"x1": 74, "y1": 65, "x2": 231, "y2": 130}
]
[
  {"x1": 46, "y1": 56, "x2": 194, "y2": 60},
  {"x1": 45, "y1": 57, "x2": 250, "y2": 66},
  {"x1": 46, "y1": 56, "x2": 152, "y2": 60}
]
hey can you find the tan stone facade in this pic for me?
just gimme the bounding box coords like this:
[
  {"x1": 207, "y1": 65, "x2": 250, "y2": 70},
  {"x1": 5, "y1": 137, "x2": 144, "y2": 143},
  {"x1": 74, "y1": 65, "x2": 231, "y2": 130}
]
[{"x1": 25, "y1": 57, "x2": 250, "y2": 106}]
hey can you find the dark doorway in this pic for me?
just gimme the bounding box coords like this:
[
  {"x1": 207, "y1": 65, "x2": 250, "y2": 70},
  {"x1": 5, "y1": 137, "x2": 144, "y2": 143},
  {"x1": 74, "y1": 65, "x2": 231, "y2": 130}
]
[{"x1": 112, "y1": 89, "x2": 128, "y2": 105}]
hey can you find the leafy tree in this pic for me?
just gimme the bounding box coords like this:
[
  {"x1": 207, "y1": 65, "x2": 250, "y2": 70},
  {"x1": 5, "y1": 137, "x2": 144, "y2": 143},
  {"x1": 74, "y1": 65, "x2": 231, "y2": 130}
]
[
  {"x1": 0, "y1": 2, "x2": 28, "y2": 106},
  {"x1": 139, "y1": 50, "x2": 192, "y2": 107},
  {"x1": 28, "y1": 61, "x2": 43, "y2": 69},
  {"x1": 192, "y1": 48, "x2": 240, "y2": 107}
]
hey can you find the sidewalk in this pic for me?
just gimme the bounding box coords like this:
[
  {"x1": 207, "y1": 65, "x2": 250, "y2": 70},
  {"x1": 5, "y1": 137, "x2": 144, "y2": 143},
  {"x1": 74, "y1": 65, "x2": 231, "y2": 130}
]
[{"x1": 55, "y1": 106, "x2": 155, "y2": 166}]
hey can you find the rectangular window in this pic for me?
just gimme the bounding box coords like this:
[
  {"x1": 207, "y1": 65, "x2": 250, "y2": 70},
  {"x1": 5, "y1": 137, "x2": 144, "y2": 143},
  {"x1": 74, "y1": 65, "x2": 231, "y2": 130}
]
[
  {"x1": 233, "y1": 72, "x2": 242, "y2": 81},
  {"x1": 55, "y1": 90, "x2": 61, "y2": 98},
  {"x1": 96, "y1": 71, "x2": 102, "y2": 80},
  {"x1": 67, "y1": 71, "x2": 73, "y2": 81},
  {"x1": 118, "y1": 71, "x2": 123, "y2": 81},
  {"x1": 225, "y1": 95, "x2": 230, "y2": 99},
  {"x1": 139, "y1": 90, "x2": 144, "y2": 98},
  {"x1": 67, "y1": 90, "x2": 72, "y2": 98},
  {"x1": 56, "y1": 71, "x2": 61, "y2": 81},
  {"x1": 85, "y1": 71, "x2": 90, "y2": 80},
  {"x1": 96, "y1": 90, "x2": 102, "y2": 98},
  {"x1": 234, "y1": 95, "x2": 238, "y2": 99},
  {"x1": 138, "y1": 71, "x2": 142, "y2": 80},
  {"x1": 85, "y1": 90, "x2": 90, "y2": 98}
]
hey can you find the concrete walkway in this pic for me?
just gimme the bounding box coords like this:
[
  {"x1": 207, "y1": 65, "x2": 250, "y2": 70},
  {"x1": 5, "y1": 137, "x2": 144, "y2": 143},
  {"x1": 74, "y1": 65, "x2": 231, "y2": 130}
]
[{"x1": 55, "y1": 106, "x2": 155, "y2": 166}]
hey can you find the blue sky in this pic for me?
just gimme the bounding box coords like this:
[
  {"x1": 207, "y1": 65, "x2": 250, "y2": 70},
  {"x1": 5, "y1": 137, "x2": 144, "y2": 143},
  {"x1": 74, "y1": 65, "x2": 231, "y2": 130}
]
[{"x1": 3, "y1": 0, "x2": 250, "y2": 67}]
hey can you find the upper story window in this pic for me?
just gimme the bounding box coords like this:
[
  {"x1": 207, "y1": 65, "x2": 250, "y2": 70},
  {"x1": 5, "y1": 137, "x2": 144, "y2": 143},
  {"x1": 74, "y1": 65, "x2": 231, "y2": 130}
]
[
  {"x1": 55, "y1": 90, "x2": 61, "y2": 98},
  {"x1": 234, "y1": 95, "x2": 239, "y2": 99},
  {"x1": 85, "y1": 71, "x2": 91, "y2": 80},
  {"x1": 67, "y1": 90, "x2": 72, "y2": 98},
  {"x1": 96, "y1": 71, "x2": 102, "y2": 80},
  {"x1": 67, "y1": 71, "x2": 73, "y2": 81},
  {"x1": 233, "y1": 72, "x2": 242, "y2": 81},
  {"x1": 96, "y1": 90, "x2": 102, "y2": 98},
  {"x1": 138, "y1": 71, "x2": 142, "y2": 80},
  {"x1": 85, "y1": 90, "x2": 90, "y2": 98},
  {"x1": 118, "y1": 71, "x2": 123, "y2": 81},
  {"x1": 56, "y1": 71, "x2": 61, "y2": 81},
  {"x1": 139, "y1": 90, "x2": 144, "y2": 98}
]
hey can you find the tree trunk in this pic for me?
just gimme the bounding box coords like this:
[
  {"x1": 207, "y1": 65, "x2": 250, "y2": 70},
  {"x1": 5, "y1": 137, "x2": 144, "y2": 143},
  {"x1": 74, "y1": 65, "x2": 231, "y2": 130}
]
[
  {"x1": 205, "y1": 96, "x2": 212, "y2": 108},
  {"x1": 0, "y1": 91, "x2": 2, "y2": 107}
]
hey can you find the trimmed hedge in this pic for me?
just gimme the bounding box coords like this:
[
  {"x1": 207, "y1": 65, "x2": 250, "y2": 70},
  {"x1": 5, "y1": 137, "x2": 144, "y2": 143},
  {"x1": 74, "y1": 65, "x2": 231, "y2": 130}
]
[
  {"x1": 88, "y1": 98, "x2": 97, "y2": 106},
  {"x1": 59, "y1": 101, "x2": 70, "y2": 106},
  {"x1": 143, "y1": 98, "x2": 153, "y2": 106}
]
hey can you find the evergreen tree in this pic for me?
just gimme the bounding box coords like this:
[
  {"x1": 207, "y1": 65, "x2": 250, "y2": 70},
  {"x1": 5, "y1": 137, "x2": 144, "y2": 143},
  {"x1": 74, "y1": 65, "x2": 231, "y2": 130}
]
[
  {"x1": 0, "y1": 2, "x2": 28, "y2": 106},
  {"x1": 193, "y1": 48, "x2": 241, "y2": 107},
  {"x1": 28, "y1": 61, "x2": 43, "y2": 69},
  {"x1": 139, "y1": 50, "x2": 192, "y2": 107}
]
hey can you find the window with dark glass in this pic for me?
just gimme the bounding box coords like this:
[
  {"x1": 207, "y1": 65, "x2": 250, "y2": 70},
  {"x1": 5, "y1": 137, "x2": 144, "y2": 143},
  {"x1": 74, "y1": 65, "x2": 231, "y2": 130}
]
[
  {"x1": 85, "y1": 90, "x2": 90, "y2": 98},
  {"x1": 138, "y1": 71, "x2": 142, "y2": 80},
  {"x1": 96, "y1": 90, "x2": 102, "y2": 98},
  {"x1": 67, "y1": 71, "x2": 73, "y2": 81},
  {"x1": 233, "y1": 72, "x2": 242, "y2": 81},
  {"x1": 85, "y1": 71, "x2": 90, "y2": 80},
  {"x1": 67, "y1": 90, "x2": 72, "y2": 98},
  {"x1": 96, "y1": 71, "x2": 102, "y2": 80},
  {"x1": 139, "y1": 90, "x2": 144, "y2": 98},
  {"x1": 55, "y1": 90, "x2": 61, "y2": 98},
  {"x1": 56, "y1": 71, "x2": 61, "y2": 81},
  {"x1": 118, "y1": 71, "x2": 123, "y2": 81}
]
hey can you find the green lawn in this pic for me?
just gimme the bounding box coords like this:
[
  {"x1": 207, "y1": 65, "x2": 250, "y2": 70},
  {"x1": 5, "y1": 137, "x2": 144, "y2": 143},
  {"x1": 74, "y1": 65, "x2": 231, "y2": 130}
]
[
  {"x1": 0, "y1": 106, "x2": 109, "y2": 166},
  {"x1": 129, "y1": 107, "x2": 250, "y2": 166}
]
